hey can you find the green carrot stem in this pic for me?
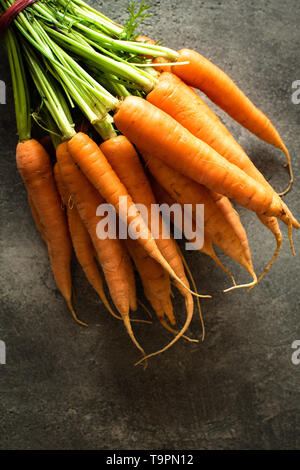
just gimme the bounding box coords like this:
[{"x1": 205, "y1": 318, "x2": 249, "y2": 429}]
[
  {"x1": 93, "y1": 116, "x2": 117, "y2": 141},
  {"x1": 22, "y1": 42, "x2": 76, "y2": 141},
  {"x1": 4, "y1": 29, "x2": 31, "y2": 142},
  {"x1": 44, "y1": 24, "x2": 157, "y2": 92}
]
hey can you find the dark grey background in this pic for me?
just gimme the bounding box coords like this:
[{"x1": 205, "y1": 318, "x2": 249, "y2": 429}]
[{"x1": 0, "y1": 0, "x2": 299, "y2": 450}]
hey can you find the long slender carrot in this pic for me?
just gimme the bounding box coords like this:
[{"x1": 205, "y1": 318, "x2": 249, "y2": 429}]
[
  {"x1": 114, "y1": 96, "x2": 296, "y2": 228},
  {"x1": 151, "y1": 178, "x2": 236, "y2": 287},
  {"x1": 53, "y1": 162, "x2": 123, "y2": 320},
  {"x1": 146, "y1": 71, "x2": 287, "y2": 276},
  {"x1": 16, "y1": 138, "x2": 87, "y2": 327},
  {"x1": 66, "y1": 132, "x2": 200, "y2": 300},
  {"x1": 99, "y1": 135, "x2": 203, "y2": 355},
  {"x1": 142, "y1": 152, "x2": 257, "y2": 288},
  {"x1": 172, "y1": 49, "x2": 293, "y2": 195},
  {"x1": 56, "y1": 141, "x2": 146, "y2": 359},
  {"x1": 56, "y1": 142, "x2": 129, "y2": 315},
  {"x1": 99, "y1": 135, "x2": 192, "y2": 298}
]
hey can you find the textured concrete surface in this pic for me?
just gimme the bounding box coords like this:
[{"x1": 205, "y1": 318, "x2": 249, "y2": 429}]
[{"x1": 0, "y1": 0, "x2": 299, "y2": 450}]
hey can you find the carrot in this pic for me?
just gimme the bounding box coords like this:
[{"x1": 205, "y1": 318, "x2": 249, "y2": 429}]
[
  {"x1": 99, "y1": 135, "x2": 191, "y2": 295},
  {"x1": 67, "y1": 132, "x2": 200, "y2": 300},
  {"x1": 114, "y1": 96, "x2": 296, "y2": 229},
  {"x1": 142, "y1": 152, "x2": 257, "y2": 289},
  {"x1": 151, "y1": 178, "x2": 236, "y2": 287},
  {"x1": 16, "y1": 139, "x2": 87, "y2": 327},
  {"x1": 53, "y1": 162, "x2": 123, "y2": 320},
  {"x1": 56, "y1": 141, "x2": 145, "y2": 358},
  {"x1": 125, "y1": 238, "x2": 175, "y2": 326},
  {"x1": 172, "y1": 49, "x2": 293, "y2": 195},
  {"x1": 122, "y1": 243, "x2": 138, "y2": 312},
  {"x1": 99, "y1": 135, "x2": 203, "y2": 356},
  {"x1": 146, "y1": 71, "x2": 287, "y2": 276}
]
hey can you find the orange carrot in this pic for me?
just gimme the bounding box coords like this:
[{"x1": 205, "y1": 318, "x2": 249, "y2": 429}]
[
  {"x1": 172, "y1": 49, "x2": 293, "y2": 195},
  {"x1": 99, "y1": 135, "x2": 202, "y2": 355},
  {"x1": 56, "y1": 142, "x2": 131, "y2": 317},
  {"x1": 99, "y1": 135, "x2": 191, "y2": 296},
  {"x1": 66, "y1": 132, "x2": 200, "y2": 300},
  {"x1": 146, "y1": 71, "x2": 287, "y2": 276},
  {"x1": 56, "y1": 142, "x2": 147, "y2": 359},
  {"x1": 16, "y1": 139, "x2": 87, "y2": 327},
  {"x1": 114, "y1": 96, "x2": 296, "y2": 228},
  {"x1": 142, "y1": 152, "x2": 256, "y2": 288},
  {"x1": 54, "y1": 162, "x2": 125, "y2": 320}
]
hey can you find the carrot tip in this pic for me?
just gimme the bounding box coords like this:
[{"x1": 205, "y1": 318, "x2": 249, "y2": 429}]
[
  {"x1": 131, "y1": 318, "x2": 152, "y2": 325},
  {"x1": 278, "y1": 147, "x2": 294, "y2": 196},
  {"x1": 123, "y1": 315, "x2": 148, "y2": 367},
  {"x1": 159, "y1": 318, "x2": 199, "y2": 343},
  {"x1": 137, "y1": 299, "x2": 153, "y2": 319},
  {"x1": 278, "y1": 177, "x2": 293, "y2": 197},
  {"x1": 223, "y1": 276, "x2": 258, "y2": 293},
  {"x1": 248, "y1": 234, "x2": 283, "y2": 292},
  {"x1": 67, "y1": 301, "x2": 88, "y2": 327}
]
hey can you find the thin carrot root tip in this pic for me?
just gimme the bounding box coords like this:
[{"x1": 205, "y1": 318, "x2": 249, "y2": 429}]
[
  {"x1": 288, "y1": 221, "x2": 296, "y2": 256},
  {"x1": 278, "y1": 148, "x2": 294, "y2": 196},
  {"x1": 134, "y1": 292, "x2": 195, "y2": 366},
  {"x1": 67, "y1": 301, "x2": 88, "y2": 327},
  {"x1": 223, "y1": 274, "x2": 258, "y2": 293},
  {"x1": 123, "y1": 316, "x2": 148, "y2": 368},
  {"x1": 211, "y1": 252, "x2": 237, "y2": 287},
  {"x1": 131, "y1": 318, "x2": 152, "y2": 325},
  {"x1": 159, "y1": 318, "x2": 199, "y2": 343},
  {"x1": 248, "y1": 236, "x2": 282, "y2": 292},
  {"x1": 278, "y1": 178, "x2": 293, "y2": 197},
  {"x1": 176, "y1": 247, "x2": 206, "y2": 340}
]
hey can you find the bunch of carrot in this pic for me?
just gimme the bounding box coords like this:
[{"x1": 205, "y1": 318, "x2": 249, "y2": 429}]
[{"x1": 2, "y1": 0, "x2": 298, "y2": 366}]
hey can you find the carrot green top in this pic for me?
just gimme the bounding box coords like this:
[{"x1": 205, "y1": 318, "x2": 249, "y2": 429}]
[{"x1": 4, "y1": 28, "x2": 31, "y2": 142}]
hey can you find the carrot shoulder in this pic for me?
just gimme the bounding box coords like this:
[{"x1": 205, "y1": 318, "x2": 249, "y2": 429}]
[{"x1": 16, "y1": 139, "x2": 86, "y2": 327}]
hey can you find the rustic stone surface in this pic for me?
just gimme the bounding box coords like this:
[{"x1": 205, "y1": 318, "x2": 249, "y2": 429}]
[{"x1": 0, "y1": 0, "x2": 299, "y2": 450}]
